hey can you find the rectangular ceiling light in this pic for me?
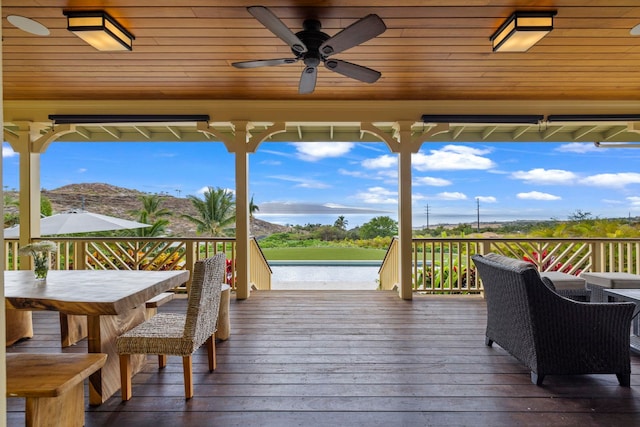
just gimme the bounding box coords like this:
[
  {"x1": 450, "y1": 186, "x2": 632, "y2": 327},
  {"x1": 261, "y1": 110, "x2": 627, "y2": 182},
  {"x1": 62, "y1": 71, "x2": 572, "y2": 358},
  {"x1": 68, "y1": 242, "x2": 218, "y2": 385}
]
[
  {"x1": 490, "y1": 11, "x2": 556, "y2": 52},
  {"x1": 64, "y1": 10, "x2": 134, "y2": 51}
]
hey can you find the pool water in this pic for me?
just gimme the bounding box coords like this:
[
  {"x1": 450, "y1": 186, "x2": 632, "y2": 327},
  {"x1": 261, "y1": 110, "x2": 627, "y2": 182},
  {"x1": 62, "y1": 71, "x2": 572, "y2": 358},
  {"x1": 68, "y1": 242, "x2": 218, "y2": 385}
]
[{"x1": 270, "y1": 265, "x2": 380, "y2": 290}]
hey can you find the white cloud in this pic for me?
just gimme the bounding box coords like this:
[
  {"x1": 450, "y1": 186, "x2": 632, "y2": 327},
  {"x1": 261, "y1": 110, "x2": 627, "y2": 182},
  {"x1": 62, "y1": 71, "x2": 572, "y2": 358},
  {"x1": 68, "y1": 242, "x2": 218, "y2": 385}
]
[
  {"x1": 414, "y1": 176, "x2": 451, "y2": 187},
  {"x1": 511, "y1": 168, "x2": 577, "y2": 185},
  {"x1": 476, "y1": 196, "x2": 497, "y2": 203},
  {"x1": 362, "y1": 154, "x2": 397, "y2": 169},
  {"x1": 354, "y1": 186, "x2": 397, "y2": 204},
  {"x1": 517, "y1": 191, "x2": 561, "y2": 201},
  {"x1": 3, "y1": 144, "x2": 17, "y2": 158},
  {"x1": 197, "y1": 186, "x2": 235, "y2": 195},
  {"x1": 580, "y1": 173, "x2": 640, "y2": 188},
  {"x1": 555, "y1": 143, "x2": 599, "y2": 153},
  {"x1": 436, "y1": 192, "x2": 467, "y2": 200},
  {"x1": 270, "y1": 175, "x2": 331, "y2": 189},
  {"x1": 627, "y1": 196, "x2": 640, "y2": 206},
  {"x1": 294, "y1": 142, "x2": 354, "y2": 161},
  {"x1": 412, "y1": 145, "x2": 495, "y2": 171},
  {"x1": 338, "y1": 168, "x2": 368, "y2": 178},
  {"x1": 77, "y1": 168, "x2": 87, "y2": 173},
  {"x1": 260, "y1": 159, "x2": 282, "y2": 166},
  {"x1": 602, "y1": 199, "x2": 624, "y2": 205}
]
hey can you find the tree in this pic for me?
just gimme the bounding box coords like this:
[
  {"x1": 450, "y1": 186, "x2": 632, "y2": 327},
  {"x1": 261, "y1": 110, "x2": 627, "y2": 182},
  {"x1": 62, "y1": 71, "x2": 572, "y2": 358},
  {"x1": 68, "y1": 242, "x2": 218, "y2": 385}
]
[
  {"x1": 359, "y1": 216, "x2": 398, "y2": 239},
  {"x1": 249, "y1": 194, "x2": 259, "y2": 219},
  {"x1": 182, "y1": 186, "x2": 236, "y2": 236},
  {"x1": 3, "y1": 193, "x2": 19, "y2": 227},
  {"x1": 128, "y1": 194, "x2": 172, "y2": 237},
  {"x1": 41, "y1": 195, "x2": 53, "y2": 217},
  {"x1": 130, "y1": 194, "x2": 172, "y2": 223},
  {"x1": 568, "y1": 209, "x2": 593, "y2": 221},
  {"x1": 334, "y1": 215, "x2": 348, "y2": 230}
]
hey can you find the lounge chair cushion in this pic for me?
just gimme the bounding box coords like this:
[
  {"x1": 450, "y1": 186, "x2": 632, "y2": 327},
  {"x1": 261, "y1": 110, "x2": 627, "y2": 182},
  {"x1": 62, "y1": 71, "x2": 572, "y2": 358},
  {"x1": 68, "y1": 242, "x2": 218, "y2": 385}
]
[{"x1": 483, "y1": 252, "x2": 533, "y2": 272}]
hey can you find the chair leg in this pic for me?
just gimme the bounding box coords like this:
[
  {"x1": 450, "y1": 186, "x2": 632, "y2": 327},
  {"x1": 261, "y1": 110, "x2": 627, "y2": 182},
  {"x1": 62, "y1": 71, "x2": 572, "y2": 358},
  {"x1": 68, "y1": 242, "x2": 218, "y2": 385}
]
[
  {"x1": 182, "y1": 355, "x2": 193, "y2": 399},
  {"x1": 531, "y1": 371, "x2": 545, "y2": 386},
  {"x1": 616, "y1": 373, "x2": 631, "y2": 387},
  {"x1": 119, "y1": 354, "x2": 132, "y2": 401},
  {"x1": 158, "y1": 354, "x2": 167, "y2": 368},
  {"x1": 485, "y1": 336, "x2": 493, "y2": 347},
  {"x1": 207, "y1": 335, "x2": 216, "y2": 371}
]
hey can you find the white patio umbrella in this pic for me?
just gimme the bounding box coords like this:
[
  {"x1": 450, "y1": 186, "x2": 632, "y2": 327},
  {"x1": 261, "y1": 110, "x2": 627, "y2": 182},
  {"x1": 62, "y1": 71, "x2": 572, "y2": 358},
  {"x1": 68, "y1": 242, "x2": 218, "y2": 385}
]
[{"x1": 4, "y1": 209, "x2": 151, "y2": 238}]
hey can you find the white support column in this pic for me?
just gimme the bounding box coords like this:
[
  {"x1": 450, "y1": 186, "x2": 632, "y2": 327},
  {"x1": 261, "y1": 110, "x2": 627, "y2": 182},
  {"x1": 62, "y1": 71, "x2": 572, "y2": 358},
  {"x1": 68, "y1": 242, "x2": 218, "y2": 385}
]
[
  {"x1": 233, "y1": 123, "x2": 251, "y2": 300},
  {"x1": 1, "y1": 4, "x2": 6, "y2": 415},
  {"x1": 397, "y1": 122, "x2": 415, "y2": 300},
  {"x1": 6, "y1": 123, "x2": 42, "y2": 254}
]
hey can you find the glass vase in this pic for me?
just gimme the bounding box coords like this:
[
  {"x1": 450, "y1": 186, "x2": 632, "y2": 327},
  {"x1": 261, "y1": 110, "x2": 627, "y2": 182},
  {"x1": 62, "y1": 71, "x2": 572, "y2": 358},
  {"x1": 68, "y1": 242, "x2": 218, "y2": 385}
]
[{"x1": 34, "y1": 263, "x2": 48, "y2": 281}]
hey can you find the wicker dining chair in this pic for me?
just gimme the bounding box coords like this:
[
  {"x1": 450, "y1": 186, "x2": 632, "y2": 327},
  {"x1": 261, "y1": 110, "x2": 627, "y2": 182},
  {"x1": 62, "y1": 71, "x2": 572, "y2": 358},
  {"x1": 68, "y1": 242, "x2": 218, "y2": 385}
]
[{"x1": 116, "y1": 253, "x2": 226, "y2": 400}]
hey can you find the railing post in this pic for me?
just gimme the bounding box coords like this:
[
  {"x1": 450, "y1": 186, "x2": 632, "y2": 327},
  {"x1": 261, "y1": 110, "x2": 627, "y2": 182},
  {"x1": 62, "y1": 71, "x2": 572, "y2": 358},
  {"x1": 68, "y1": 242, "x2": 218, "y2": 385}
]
[
  {"x1": 591, "y1": 240, "x2": 601, "y2": 272},
  {"x1": 76, "y1": 241, "x2": 87, "y2": 270},
  {"x1": 185, "y1": 240, "x2": 195, "y2": 293}
]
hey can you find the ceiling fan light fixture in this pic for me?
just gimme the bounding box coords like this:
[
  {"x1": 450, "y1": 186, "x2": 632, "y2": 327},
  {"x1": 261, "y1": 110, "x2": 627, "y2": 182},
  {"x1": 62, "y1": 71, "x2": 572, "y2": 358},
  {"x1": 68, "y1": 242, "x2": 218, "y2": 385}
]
[
  {"x1": 63, "y1": 10, "x2": 134, "y2": 51},
  {"x1": 490, "y1": 11, "x2": 556, "y2": 52}
]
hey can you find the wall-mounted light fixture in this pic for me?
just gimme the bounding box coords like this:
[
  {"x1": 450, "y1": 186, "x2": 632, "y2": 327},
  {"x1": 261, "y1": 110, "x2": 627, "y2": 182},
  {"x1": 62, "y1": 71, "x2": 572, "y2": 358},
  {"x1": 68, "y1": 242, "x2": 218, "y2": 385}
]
[
  {"x1": 63, "y1": 10, "x2": 135, "y2": 51},
  {"x1": 421, "y1": 114, "x2": 544, "y2": 124},
  {"x1": 547, "y1": 114, "x2": 640, "y2": 123},
  {"x1": 49, "y1": 114, "x2": 210, "y2": 124},
  {"x1": 490, "y1": 11, "x2": 556, "y2": 52}
]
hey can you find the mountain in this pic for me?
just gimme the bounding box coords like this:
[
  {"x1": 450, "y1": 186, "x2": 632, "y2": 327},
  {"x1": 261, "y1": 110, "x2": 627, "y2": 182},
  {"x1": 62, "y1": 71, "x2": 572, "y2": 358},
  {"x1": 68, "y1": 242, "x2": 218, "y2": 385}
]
[{"x1": 27, "y1": 183, "x2": 290, "y2": 237}]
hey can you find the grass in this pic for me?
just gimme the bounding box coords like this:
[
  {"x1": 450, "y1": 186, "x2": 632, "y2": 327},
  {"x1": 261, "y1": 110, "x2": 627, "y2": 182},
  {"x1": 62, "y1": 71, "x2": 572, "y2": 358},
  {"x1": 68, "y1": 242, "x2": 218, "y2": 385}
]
[{"x1": 261, "y1": 246, "x2": 387, "y2": 261}]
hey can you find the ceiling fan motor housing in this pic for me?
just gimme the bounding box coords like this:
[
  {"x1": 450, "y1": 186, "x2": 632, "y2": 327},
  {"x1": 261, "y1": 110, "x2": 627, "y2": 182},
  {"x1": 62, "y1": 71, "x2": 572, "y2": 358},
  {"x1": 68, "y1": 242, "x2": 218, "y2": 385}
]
[{"x1": 294, "y1": 19, "x2": 330, "y2": 66}]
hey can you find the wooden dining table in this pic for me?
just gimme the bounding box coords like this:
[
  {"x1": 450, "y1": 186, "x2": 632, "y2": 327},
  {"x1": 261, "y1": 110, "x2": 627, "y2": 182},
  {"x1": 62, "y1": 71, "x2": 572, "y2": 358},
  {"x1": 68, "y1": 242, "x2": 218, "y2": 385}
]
[{"x1": 5, "y1": 269, "x2": 190, "y2": 405}]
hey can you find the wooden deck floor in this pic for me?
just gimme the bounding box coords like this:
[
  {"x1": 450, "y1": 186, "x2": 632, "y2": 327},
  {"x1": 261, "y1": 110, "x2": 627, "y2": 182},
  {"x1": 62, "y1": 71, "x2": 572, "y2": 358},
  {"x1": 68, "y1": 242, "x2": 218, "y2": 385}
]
[{"x1": 7, "y1": 290, "x2": 640, "y2": 426}]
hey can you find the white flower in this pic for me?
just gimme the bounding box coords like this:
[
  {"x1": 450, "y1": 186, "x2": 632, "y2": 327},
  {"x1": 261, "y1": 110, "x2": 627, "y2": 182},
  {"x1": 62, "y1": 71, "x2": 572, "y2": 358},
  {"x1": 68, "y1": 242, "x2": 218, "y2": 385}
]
[{"x1": 18, "y1": 241, "x2": 58, "y2": 256}]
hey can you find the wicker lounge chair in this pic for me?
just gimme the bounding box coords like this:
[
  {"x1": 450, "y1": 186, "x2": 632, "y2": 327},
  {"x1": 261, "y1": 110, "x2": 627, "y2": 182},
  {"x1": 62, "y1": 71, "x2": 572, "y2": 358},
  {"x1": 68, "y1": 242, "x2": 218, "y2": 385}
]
[
  {"x1": 472, "y1": 253, "x2": 634, "y2": 386},
  {"x1": 117, "y1": 253, "x2": 226, "y2": 400}
]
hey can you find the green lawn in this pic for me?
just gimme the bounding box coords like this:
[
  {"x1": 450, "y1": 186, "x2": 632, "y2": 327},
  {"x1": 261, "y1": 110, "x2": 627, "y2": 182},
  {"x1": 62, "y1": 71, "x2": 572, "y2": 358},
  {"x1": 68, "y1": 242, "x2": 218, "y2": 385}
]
[{"x1": 261, "y1": 246, "x2": 387, "y2": 261}]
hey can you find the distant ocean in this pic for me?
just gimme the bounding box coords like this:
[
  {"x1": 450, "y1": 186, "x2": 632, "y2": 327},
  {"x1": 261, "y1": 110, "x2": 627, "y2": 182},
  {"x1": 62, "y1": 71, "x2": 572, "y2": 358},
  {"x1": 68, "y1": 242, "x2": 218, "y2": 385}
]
[{"x1": 254, "y1": 211, "x2": 552, "y2": 228}]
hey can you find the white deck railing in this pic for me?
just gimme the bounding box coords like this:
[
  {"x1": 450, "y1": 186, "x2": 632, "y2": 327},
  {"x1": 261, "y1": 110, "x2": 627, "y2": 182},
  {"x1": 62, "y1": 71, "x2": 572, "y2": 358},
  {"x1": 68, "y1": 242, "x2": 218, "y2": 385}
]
[
  {"x1": 4, "y1": 237, "x2": 272, "y2": 292},
  {"x1": 379, "y1": 237, "x2": 640, "y2": 294},
  {"x1": 7, "y1": 236, "x2": 640, "y2": 295}
]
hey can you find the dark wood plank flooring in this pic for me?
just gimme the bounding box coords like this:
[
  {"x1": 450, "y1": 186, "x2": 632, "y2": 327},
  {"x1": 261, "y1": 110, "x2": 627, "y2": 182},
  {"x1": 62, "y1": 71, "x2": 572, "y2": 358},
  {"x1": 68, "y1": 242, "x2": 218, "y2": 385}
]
[{"x1": 7, "y1": 291, "x2": 640, "y2": 426}]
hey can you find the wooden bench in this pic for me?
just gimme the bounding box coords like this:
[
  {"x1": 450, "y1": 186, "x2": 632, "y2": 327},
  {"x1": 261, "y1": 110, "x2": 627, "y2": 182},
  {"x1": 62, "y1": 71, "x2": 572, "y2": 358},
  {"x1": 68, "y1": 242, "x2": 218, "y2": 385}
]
[
  {"x1": 7, "y1": 353, "x2": 107, "y2": 427},
  {"x1": 145, "y1": 291, "x2": 175, "y2": 320},
  {"x1": 59, "y1": 292, "x2": 176, "y2": 347}
]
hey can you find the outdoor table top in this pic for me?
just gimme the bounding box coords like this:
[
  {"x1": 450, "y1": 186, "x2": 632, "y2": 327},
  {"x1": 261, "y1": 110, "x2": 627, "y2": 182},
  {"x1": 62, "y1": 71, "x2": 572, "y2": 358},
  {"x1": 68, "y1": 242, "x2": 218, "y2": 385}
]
[
  {"x1": 5, "y1": 270, "x2": 190, "y2": 316},
  {"x1": 580, "y1": 272, "x2": 640, "y2": 288}
]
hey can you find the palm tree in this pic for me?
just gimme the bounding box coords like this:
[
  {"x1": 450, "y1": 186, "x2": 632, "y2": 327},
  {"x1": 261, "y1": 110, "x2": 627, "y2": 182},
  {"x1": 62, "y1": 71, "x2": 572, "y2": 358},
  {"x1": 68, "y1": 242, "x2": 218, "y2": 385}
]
[
  {"x1": 182, "y1": 186, "x2": 236, "y2": 236},
  {"x1": 128, "y1": 194, "x2": 172, "y2": 237},
  {"x1": 334, "y1": 215, "x2": 348, "y2": 230},
  {"x1": 130, "y1": 194, "x2": 172, "y2": 223},
  {"x1": 249, "y1": 194, "x2": 259, "y2": 219}
]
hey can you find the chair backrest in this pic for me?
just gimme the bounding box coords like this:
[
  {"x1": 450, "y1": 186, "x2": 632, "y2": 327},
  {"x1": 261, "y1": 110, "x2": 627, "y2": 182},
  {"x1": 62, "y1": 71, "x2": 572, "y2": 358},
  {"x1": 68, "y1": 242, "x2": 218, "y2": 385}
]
[
  {"x1": 472, "y1": 253, "x2": 541, "y2": 367},
  {"x1": 183, "y1": 253, "x2": 226, "y2": 346}
]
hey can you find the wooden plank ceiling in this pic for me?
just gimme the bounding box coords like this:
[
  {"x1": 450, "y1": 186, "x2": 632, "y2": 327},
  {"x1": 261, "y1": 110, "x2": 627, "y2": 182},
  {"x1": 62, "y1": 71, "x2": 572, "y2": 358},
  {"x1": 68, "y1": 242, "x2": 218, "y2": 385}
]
[{"x1": 3, "y1": 1, "x2": 640, "y2": 144}]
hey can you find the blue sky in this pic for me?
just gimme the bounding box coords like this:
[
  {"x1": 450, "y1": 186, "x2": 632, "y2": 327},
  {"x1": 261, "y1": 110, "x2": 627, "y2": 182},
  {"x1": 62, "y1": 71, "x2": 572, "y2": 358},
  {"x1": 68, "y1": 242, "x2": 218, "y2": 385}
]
[{"x1": 3, "y1": 140, "x2": 640, "y2": 227}]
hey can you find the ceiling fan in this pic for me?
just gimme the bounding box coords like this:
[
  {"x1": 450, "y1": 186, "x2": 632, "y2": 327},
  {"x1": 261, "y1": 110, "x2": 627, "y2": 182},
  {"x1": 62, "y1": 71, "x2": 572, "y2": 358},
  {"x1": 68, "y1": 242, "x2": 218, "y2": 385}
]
[{"x1": 232, "y1": 6, "x2": 386, "y2": 94}]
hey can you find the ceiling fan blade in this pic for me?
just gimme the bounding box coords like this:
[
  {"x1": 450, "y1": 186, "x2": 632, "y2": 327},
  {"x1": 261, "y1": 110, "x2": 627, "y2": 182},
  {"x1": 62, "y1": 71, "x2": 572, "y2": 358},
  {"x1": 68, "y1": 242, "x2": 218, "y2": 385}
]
[
  {"x1": 247, "y1": 6, "x2": 307, "y2": 54},
  {"x1": 325, "y1": 59, "x2": 381, "y2": 83},
  {"x1": 319, "y1": 14, "x2": 386, "y2": 57},
  {"x1": 232, "y1": 58, "x2": 298, "y2": 69},
  {"x1": 299, "y1": 66, "x2": 317, "y2": 94}
]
